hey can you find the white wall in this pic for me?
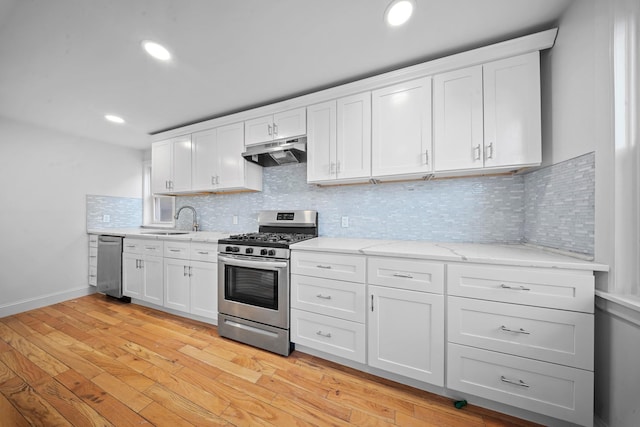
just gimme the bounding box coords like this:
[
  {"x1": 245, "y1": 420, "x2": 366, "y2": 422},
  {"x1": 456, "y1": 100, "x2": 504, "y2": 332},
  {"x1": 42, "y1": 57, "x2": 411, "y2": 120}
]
[{"x1": 0, "y1": 117, "x2": 143, "y2": 315}]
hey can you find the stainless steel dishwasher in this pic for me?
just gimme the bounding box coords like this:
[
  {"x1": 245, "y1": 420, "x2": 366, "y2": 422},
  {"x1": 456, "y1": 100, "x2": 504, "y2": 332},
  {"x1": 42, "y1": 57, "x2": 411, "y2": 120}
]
[{"x1": 97, "y1": 235, "x2": 130, "y2": 302}]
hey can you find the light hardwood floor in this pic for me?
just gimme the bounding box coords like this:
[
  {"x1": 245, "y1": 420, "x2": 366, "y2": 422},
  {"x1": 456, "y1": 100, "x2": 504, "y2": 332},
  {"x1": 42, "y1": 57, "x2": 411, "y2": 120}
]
[{"x1": 0, "y1": 294, "x2": 541, "y2": 426}]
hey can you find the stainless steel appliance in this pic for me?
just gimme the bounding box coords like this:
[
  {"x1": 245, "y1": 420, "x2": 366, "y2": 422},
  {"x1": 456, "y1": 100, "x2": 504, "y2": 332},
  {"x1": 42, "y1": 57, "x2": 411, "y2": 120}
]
[
  {"x1": 96, "y1": 235, "x2": 130, "y2": 302},
  {"x1": 242, "y1": 137, "x2": 307, "y2": 167},
  {"x1": 218, "y1": 210, "x2": 318, "y2": 356}
]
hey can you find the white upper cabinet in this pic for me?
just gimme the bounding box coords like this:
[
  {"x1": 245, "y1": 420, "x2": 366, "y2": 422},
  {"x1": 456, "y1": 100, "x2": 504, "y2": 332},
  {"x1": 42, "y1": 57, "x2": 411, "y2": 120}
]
[
  {"x1": 151, "y1": 135, "x2": 192, "y2": 194},
  {"x1": 192, "y1": 122, "x2": 262, "y2": 192},
  {"x1": 371, "y1": 77, "x2": 432, "y2": 179},
  {"x1": 244, "y1": 107, "x2": 306, "y2": 145},
  {"x1": 433, "y1": 52, "x2": 541, "y2": 173},
  {"x1": 306, "y1": 93, "x2": 371, "y2": 184}
]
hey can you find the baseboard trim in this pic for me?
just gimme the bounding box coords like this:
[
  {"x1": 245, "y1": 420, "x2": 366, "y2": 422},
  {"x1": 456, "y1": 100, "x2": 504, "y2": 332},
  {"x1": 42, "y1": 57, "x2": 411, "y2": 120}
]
[{"x1": 0, "y1": 287, "x2": 97, "y2": 318}]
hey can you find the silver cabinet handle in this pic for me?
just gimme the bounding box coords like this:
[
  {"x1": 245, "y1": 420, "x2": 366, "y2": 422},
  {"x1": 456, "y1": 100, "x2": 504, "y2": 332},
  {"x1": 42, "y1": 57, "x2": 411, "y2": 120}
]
[
  {"x1": 336, "y1": 160, "x2": 341, "y2": 174},
  {"x1": 500, "y1": 376, "x2": 530, "y2": 388},
  {"x1": 169, "y1": 249, "x2": 181, "y2": 252},
  {"x1": 211, "y1": 176, "x2": 215, "y2": 185},
  {"x1": 89, "y1": 274, "x2": 96, "y2": 278},
  {"x1": 197, "y1": 251, "x2": 209, "y2": 255},
  {"x1": 189, "y1": 266, "x2": 193, "y2": 277},
  {"x1": 145, "y1": 246, "x2": 157, "y2": 250},
  {"x1": 126, "y1": 245, "x2": 136, "y2": 248},
  {"x1": 316, "y1": 331, "x2": 331, "y2": 338},
  {"x1": 268, "y1": 124, "x2": 272, "y2": 136},
  {"x1": 135, "y1": 259, "x2": 139, "y2": 268},
  {"x1": 474, "y1": 144, "x2": 481, "y2": 160},
  {"x1": 316, "y1": 264, "x2": 332, "y2": 269},
  {"x1": 500, "y1": 326, "x2": 531, "y2": 335},
  {"x1": 316, "y1": 294, "x2": 332, "y2": 300},
  {"x1": 371, "y1": 294, "x2": 374, "y2": 312},
  {"x1": 486, "y1": 142, "x2": 494, "y2": 159},
  {"x1": 424, "y1": 149, "x2": 429, "y2": 165},
  {"x1": 89, "y1": 255, "x2": 97, "y2": 258},
  {"x1": 393, "y1": 272, "x2": 413, "y2": 279},
  {"x1": 139, "y1": 259, "x2": 144, "y2": 268},
  {"x1": 500, "y1": 284, "x2": 531, "y2": 291},
  {"x1": 273, "y1": 123, "x2": 278, "y2": 136},
  {"x1": 183, "y1": 265, "x2": 188, "y2": 276}
]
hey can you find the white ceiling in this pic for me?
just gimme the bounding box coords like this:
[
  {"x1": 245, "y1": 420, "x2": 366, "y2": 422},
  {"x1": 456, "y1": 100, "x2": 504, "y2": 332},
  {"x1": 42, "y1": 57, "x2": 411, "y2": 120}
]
[{"x1": 0, "y1": 0, "x2": 573, "y2": 150}]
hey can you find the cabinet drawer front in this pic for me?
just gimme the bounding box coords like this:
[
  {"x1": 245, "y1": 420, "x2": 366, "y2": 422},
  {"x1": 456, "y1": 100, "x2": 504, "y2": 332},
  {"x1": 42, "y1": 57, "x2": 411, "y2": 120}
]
[
  {"x1": 141, "y1": 240, "x2": 164, "y2": 256},
  {"x1": 190, "y1": 243, "x2": 218, "y2": 263},
  {"x1": 447, "y1": 264, "x2": 594, "y2": 312},
  {"x1": 291, "y1": 251, "x2": 366, "y2": 283},
  {"x1": 448, "y1": 297, "x2": 593, "y2": 370},
  {"x1": 447, "y1": 343, "x2": 593, "y2": 427},
  {"x1": 368, "y1": 257, "x2": 444, "y2": 294},
  {"x1": 164, "y1": 241, "x2": 190, "y2": 259},
  {"x1": 123, "y1": 238, "x2": 142, "y2": 254},
  {"x1": 291, "y1": 309, "x2": 366, "y2": 363},
  {"x1": 89, "y1": 234, "x2": 98, "y2": 247},
  {"x1": 291, "y1": 275, "x2": 365, "y2": 323},
  {"x1": 88, "y1": 266, "x2": 97, "y2": 286}
]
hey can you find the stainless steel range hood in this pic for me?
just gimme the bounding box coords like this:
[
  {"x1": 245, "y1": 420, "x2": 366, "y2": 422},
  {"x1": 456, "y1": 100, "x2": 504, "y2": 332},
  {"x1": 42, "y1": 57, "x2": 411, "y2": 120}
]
[{"x1": 242, "y1": 137, "x2": 306, "y2": 167}]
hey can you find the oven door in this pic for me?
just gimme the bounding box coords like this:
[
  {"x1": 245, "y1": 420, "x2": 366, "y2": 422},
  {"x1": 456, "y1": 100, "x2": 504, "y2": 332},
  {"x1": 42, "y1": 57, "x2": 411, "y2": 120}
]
[{"x1": 218, "y1": 254, "x2": 289, "y2": 329}]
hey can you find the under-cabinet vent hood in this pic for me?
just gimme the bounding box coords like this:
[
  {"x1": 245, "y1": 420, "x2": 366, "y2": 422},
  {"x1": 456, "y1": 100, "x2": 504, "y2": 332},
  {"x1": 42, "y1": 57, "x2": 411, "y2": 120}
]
[{"x1": 242, "y1": 137, "x2": 306, "y2": 167}]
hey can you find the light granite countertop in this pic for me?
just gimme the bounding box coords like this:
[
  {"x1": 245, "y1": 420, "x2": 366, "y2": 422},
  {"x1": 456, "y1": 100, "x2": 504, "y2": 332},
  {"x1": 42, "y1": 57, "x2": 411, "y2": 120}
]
[
  {"x1": 87, "y1": 228, "x2": 230, "y2": 243},
  {"x1": 291, "y1": 237, "x2": 609, "y2": 272}
]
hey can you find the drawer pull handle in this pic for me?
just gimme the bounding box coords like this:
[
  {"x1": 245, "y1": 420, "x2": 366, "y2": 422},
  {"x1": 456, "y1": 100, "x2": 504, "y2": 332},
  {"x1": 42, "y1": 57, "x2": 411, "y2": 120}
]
[
  {"x1": 500, "y1": 284, "x2": 531, "y2": 291},
  {"x1": 393, "y1": 272, "x2": 413, "y2": 279},
  {"x1": 316, "y1": 265, "x2": 332, "y2": 269},
  {"x1": 197, "y1": 251, "x2": 209, "y2": 255},
  {"x1": 316, "y1": 294, "x2": 332, "y2": 300},
  {"x1": 500, "y1": 326, "x2": 531, "y2": 335},
  {"x1": 500, "y1": 376, "x2": 530, "y2": 388},
  {"x1": 169, "y1": 249, "x2": 181, "y2": 252},
  {"x1": 316, "y1": 331, "x2": 332, "y2": 338},
  {"x1": 126, "y1": 245, "x2": 136, "y2": 248},
  {"x1": 145, "y1": 246, "x2": 157, "y2": 250}
]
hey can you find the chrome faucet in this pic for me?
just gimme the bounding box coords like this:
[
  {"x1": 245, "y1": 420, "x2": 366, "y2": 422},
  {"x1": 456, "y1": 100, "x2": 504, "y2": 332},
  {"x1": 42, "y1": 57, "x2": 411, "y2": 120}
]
[{"x1": 174, "y1": 205, "x2": 199, "y2": 231}]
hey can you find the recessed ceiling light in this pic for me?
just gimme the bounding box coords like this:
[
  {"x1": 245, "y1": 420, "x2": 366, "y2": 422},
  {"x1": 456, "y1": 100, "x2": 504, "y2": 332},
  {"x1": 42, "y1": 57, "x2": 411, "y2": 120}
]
[
  {"x1": 142, "y1": 40, "x2": 171, "y2": 61},
  {"x1": 105, "y1": 114, "x2": 125, "y2": 124},
  {"x1": 385, "y1": 0, "x2": 415, "y2": 27}
]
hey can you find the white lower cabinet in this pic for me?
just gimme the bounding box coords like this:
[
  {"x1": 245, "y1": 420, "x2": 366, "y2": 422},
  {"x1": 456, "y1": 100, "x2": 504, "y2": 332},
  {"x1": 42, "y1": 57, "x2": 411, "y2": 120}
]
[
  {"x1": 448, "y1": 343, "x2": 594, "y2": 427},
  {"x1": 122, "y1": 238, "x2": 164, "y2": 305},
  {"x1": 164, "y1": 241, "x2": 218, "y2": 321},
  {"x1": 290, "y1": 251, "x2": 367, "y2": 363}
]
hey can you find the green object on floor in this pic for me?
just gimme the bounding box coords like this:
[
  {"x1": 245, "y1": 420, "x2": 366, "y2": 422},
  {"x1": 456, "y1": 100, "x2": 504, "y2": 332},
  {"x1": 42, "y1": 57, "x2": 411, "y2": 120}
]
[{"x1": 454, "y1": 399, "x2": 467, "y2": 409}]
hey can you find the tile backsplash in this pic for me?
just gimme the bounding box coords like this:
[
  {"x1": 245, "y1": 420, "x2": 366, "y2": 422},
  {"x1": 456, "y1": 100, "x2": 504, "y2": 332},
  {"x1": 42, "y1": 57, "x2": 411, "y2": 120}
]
[
  {"x1": 86, "y1": 195, "x2": 141, "y2": 229},
  {"x1": 87, "y1": 152, "x2": 595, "y2": 256}
]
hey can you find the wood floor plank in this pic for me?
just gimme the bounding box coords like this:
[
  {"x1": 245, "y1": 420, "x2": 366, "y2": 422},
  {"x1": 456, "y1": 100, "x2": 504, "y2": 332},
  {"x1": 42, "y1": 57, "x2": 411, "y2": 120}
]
[
  {"x1": 32, "y1": 378, "x2": 114, "y2": 427},
  {"x1": 0, "y1": 369, "x2": 71, "y2": 427},
  {"x1": 1, "y1": 295, "x2": 542, "y2": 427},
  {"x1": 55, "y1": 369, "x2": 151, "y2": 426},
  {"x1": 179, "y1": 344, "x2": 262, "y2": 383},
  {"x1": 0, "y1": 391, "x2": 31, "y2": 427},
  {"x1": 90, "y1": 372, "x2": 153, "y2": 412},
  {"x1": 143, "y1": 383, "x2": 228, "y2": 426},
  {"x1": 0, "y1": 323, "x2": 69, "y2": 377}
]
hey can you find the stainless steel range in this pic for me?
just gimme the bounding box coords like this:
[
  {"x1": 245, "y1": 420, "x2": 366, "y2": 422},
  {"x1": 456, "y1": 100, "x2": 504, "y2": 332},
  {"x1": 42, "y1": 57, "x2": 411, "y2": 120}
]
[{"x1": 217, "y1": 210, "x2": 318, "y2": 356}]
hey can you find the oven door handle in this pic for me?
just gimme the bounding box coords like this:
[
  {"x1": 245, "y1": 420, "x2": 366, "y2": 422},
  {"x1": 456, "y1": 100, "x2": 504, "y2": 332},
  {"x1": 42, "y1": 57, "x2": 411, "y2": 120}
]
[{"x1": 218, "y1": 255, "x2": 288, "y2": 270}]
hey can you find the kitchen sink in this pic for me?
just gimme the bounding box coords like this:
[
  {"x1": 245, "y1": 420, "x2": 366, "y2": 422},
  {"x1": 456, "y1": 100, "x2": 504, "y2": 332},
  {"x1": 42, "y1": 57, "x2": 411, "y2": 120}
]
[{"x1": 140, "y1": 231, "x2": 191, "y2": 235}]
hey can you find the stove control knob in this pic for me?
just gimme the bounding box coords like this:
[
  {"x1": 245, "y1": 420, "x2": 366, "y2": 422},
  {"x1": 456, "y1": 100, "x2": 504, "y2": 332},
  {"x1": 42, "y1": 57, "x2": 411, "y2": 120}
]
[
  {"x1": 232, "y1": 247, "x2": 240, "y2": 253},
  {"x1": 245, "y1": 248, "x2": 253, "y2": 254},
  {"x1": 268, "y1": 249, "x2": 276, "y2": 256},
  {"x1": 225, "y1": 246, "x2": 233, "y2": 252},
  {"x1": 260, "y1": 249, "x2": 268, "y2": 256}
]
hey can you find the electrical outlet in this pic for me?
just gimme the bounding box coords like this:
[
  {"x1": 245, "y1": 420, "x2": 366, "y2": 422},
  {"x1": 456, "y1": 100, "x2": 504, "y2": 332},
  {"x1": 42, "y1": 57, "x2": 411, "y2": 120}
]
[
  {"x1": 232, "y1": 215, "x2": 238, "y2": 225},
  {"x1": 341, "y1": 216, "x2": 349, "y2": 228},
  {"x1": 102, "y1": 214, "x2": 110, "y2": 223}
]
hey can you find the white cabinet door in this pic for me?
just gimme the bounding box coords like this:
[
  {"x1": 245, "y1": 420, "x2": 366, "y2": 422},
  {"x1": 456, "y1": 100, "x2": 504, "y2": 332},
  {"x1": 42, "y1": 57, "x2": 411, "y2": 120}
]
[
  {"x1": 191, "y1": 128, "x2": 218, "y2": 191},
  {"x1": 151, "y1": 139, "x2": 172, "y2": 193},
  {"x1": 244, "y1": 115, "x2": 274, "y2": 145},
  {"x1": 306, "y1": 100, "x2": 336, "y2": 182},
  {"x1": 337, "y1": 92, "x2": 371, "y2": 180},
  {"x1": 483, "y1": 52, "x2": 541, "y2": 168},
  {"x1": 273, "y1": 108, "x2": 306, "y2": 140},
  {"x1": 368, "y1": 285, "x2": 445, "y2": 386},
  {"x1": 143, "y1": 256, "x2": 164, "y2": 306},
  {"x1": 433, "y1": 66, "x2": 484, "y2": 172},
  {"x1": 122, "y1": 253, "x2": 142, "y2": 299},
  {"x1": 372, "y1": 77, "x2": 432, "y2": 177},
  {"x1": 216, "y1": 122, "x2": 246, "y2": 189},
  {"x1": 190, "y1": 260, "x2": 218, "y2": 320},
  {"x1": 172, "y1": 135, "x2": 192, "y2": 192},
  {"x1": 164, "y1": 258, "x2": 190, "y2": 312}
]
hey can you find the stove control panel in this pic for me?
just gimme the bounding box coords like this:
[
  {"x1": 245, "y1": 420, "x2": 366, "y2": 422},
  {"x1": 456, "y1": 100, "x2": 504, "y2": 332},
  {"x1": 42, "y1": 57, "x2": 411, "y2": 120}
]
[{"x1": 218, "y1": 244, "x2": 289, "y2": 259}]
